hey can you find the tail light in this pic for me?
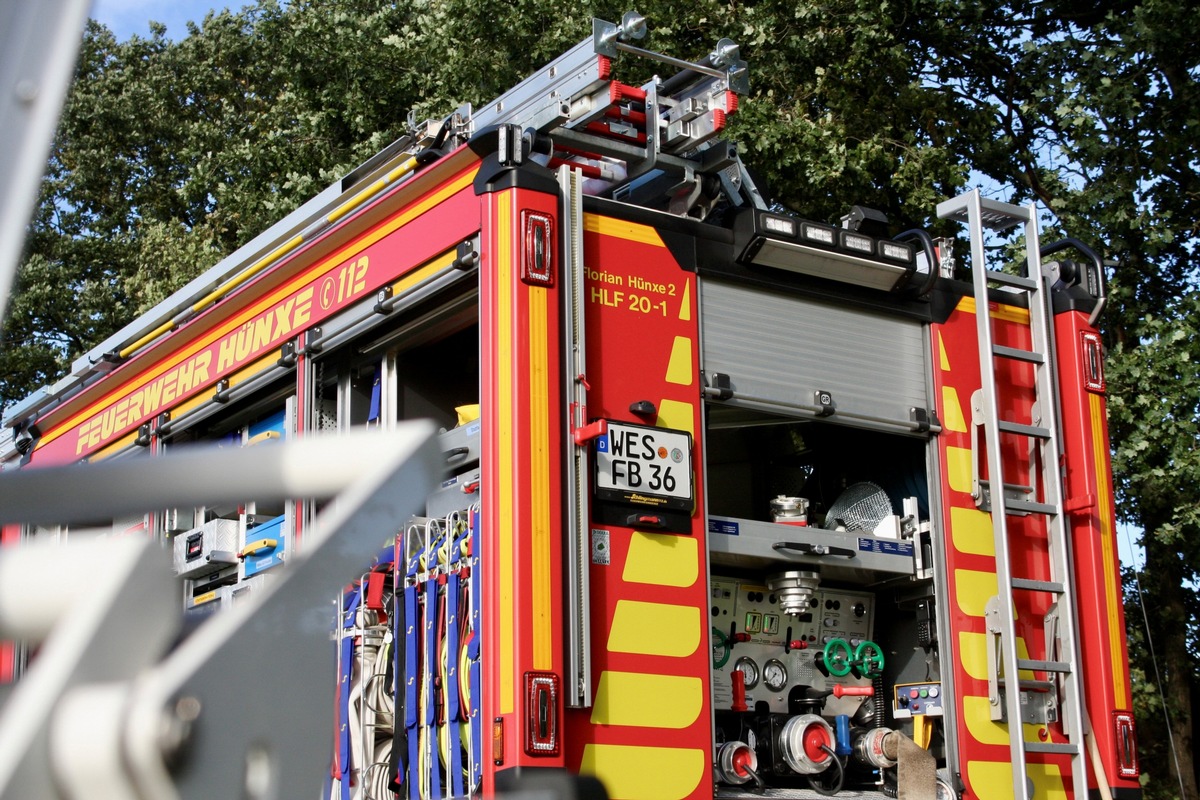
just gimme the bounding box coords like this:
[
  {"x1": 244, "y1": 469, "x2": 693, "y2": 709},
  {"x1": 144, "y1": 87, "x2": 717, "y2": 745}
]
[
  {"x1": 1114, "y1": 712, "x2": 1138, "y2": 778},
  {"x1": 524, "y1": 671, "x2": 560, "y2": 756},
  {"x1": 1082, "y1": 331, "x2": 1105, "y2": 392},
  {"x1": 521, "y1": 212, "x2": 554, "y2": 287}
]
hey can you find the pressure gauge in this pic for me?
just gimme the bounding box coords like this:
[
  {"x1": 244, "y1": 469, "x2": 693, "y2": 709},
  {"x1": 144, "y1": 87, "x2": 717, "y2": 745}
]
[
  {"x1": 734, "y1": 656, "x2": 760, "y2": 689},
  {"x1": 763, "y1": 658, "x2": 788, "y2": 692}
]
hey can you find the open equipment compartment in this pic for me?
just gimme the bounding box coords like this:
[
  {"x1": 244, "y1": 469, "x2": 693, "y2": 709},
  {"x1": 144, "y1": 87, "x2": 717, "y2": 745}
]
[{"x1": 701, "y1": 275, "x2": 947, "y2": 797}]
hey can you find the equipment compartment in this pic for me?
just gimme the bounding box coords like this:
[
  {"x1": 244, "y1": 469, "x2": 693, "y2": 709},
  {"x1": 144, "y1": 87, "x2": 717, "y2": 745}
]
[{"x1": 705, "y1": 406, "x2": 945, "y2": 797}]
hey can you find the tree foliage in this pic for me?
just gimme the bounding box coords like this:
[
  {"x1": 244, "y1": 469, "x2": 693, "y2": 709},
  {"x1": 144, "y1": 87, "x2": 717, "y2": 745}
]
[{"x1": 3, "y1": 0, "x2": 1198, "y2": 793}]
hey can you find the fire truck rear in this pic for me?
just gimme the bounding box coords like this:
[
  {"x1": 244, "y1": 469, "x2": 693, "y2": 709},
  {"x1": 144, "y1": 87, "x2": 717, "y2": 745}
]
[{"x1": 0, "y1": 12, "x2": 1138, "y2": 800}]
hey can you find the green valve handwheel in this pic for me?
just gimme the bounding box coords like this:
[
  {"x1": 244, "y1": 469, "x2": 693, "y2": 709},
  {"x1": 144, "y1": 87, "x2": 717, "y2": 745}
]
[
  {"x1": 823, "y1": 638, "x2": 853, "y2": 677},
  {"x1": 712, "y1": 627, "x2": 731, "y2": 669},
  {"x1": 854, "y1": 639, "x2": 885, "y2": 677}
]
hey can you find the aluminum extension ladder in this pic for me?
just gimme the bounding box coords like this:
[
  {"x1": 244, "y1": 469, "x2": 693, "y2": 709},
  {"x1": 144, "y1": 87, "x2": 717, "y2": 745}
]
[{"x1": 938, "y1": 190, "x2": 1088, "y2": 800}]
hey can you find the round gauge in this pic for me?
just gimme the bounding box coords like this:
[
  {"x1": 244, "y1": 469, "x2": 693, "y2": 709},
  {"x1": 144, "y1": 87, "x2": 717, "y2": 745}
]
[
  {"x1": 763, "y1": 658, "x2": 788, "y2": 692},
  {"x1": 734, "y1": 656, "x2": 760, "y2": 689}
]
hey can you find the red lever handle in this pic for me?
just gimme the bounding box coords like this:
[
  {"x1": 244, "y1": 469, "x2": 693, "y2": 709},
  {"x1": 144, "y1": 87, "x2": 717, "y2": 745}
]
[
  {"x1": 573, "y1": 418, "x2": 608, "y2": 446},
  {"x1": 731, "y1": 669, "x2": 747, "y2": 712}
]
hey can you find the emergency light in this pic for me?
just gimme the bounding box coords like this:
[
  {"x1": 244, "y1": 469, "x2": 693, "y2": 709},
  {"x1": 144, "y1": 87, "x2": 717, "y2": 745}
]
[{"x1": 733, "y1": 209, "x2": 916, "y2": 292}]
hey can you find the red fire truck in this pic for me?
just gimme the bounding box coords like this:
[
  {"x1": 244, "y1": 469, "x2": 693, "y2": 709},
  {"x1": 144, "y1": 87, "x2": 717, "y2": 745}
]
[{"x1": 0, "y1": 12, "x2": 1138, "y2": 800}]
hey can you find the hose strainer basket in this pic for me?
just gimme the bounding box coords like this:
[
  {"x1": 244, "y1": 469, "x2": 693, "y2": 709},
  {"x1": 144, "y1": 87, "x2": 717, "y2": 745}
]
[{"x1": 824, "y1": 482, "x2": 892, "y2": 532}]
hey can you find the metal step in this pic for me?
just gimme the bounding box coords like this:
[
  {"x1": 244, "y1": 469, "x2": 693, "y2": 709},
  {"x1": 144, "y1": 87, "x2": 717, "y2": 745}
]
[
  {"x1": 978, "y1": 478, "x2": 1034, "y2": 495},
  {"x1": 985, "y1": 270, "x2": 1037, "y2": 290},
  {"x1": 1027, "y1": 742, "x2": 1081, "y2": 756},
  {"x1": 997, "y1": 420, "x2": 1051, "y2": 439},
  {"x1": 1011, "y1": 578, "x2": 1065, "y2": 593},
  {"x1": 1004, "y1": 499, "x2": 1057, "y2": 516},
  {"x1": 993, "y1": 345, "x2": 1044, "y2": 364},
  {"x1": 1018, "y1": 658, "x2": 1073, "y2": 674},
  {"x1": 998, "y1": 676, "x2": 1055, "y2": 692}
]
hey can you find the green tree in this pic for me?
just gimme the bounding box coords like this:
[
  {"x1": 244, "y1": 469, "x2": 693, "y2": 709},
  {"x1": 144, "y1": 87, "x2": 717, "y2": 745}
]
[{"x1": 1011, "y1": 5, "x2": 1199, "y2": 796}]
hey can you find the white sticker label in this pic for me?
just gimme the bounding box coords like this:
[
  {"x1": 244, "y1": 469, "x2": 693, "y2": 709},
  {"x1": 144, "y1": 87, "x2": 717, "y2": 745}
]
[{"x1": 591, "y1": 529, "x2": 610, "y2": 565}]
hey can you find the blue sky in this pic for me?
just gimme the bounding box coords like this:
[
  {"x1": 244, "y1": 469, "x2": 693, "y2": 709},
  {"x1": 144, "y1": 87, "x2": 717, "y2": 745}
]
[{"x1": 90, "y1": 0, "x2": 232, "y2": 40}]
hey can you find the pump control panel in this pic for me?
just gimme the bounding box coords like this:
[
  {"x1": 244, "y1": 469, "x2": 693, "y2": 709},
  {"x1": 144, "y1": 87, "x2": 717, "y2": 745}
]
[{"x1": 710, "y1": 575, "x2": 876, "y2": 716}]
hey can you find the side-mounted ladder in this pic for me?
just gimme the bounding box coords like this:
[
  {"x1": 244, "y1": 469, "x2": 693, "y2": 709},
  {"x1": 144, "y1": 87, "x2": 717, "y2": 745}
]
[{"x1": 938, "y1": 190, "x2": 1088, "y2": 800}]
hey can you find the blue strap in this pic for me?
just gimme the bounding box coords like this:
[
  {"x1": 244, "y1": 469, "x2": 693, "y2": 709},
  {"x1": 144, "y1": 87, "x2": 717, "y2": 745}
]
[
  {"x1": 424, "y1": 577, "x2": 443, "y2": 800},
  {"x1": 337, "y1": 629, "x2": 354, "y2": 800},
  {"x1": 335, "y1": 584, "x2": 359, "y2": 800},
  {"x1": 343, "y1": 585, "x2": 361, "y2": 628},
  {"x1": 391, "y1": 566, "x2": 406, "y2": 795},
  {"x1": 368, "y1": 362, "x2": 382, "y2": 423},
  {"x1": 446, "y1": 569, "x2": 464, "y2": 797},
  {"x1": 403, "y1": 582, "x2": 421, "y2": 800},
  {"x1": 403, "y1": 584, "x2": 419, "y2": 727},
  {"x1": 468, "y1": 512, "x2": 483, "y2": 789},
  {"x1": 423, "y1": 581, "x2": 438, "y2": 728}
]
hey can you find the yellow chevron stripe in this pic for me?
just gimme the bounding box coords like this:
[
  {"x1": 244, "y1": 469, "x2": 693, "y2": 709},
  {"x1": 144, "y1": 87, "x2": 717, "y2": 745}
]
[
  {"x1": 967, "y1": 759, "x2": 1066, "y2": 800},
  {"x1": 608, "y1": 600, "x2": 700, "y2": 657},
  {"x1": 623, "y1": 532, "x2": 698, "y2": 588},
  {"x1": 580, "y1": 744, "x2": 705, "y2": 800},
  {"x1": 590, "y1": 671, "x2": 703, "y2": 728}
]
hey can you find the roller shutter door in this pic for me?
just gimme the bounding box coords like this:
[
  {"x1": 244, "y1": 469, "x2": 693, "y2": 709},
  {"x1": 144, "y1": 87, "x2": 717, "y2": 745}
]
[{"x1": 700, "y1": 279, "x2": 930, "y2": 432}]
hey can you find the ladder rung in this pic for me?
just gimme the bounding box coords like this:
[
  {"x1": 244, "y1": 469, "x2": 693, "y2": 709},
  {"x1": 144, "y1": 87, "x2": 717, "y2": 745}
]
[
  {"x1": 1005, "y1": 499, "x2": 1056, "y2": 515},
  {"x1": 997, "y1": 677, "x2": 1055, "y2": 691},
  {"x1": 985, "y1": 270, "x2": 1037, "y2": 290},
  {"x1": 1011, "y1": 578, "x2": 1065, "y2": 594},
  {"x1": 993, "y1": 345, "x2": 1044, "y2": 364},
  {"x1": 978, "y1": 478, "x2": 1033, "y2": 494},
  {"x1": 1026, "y1": 742, "x2": 1080, "y2": 756},
  {"x1": 1018, "y1": 658, "x2": 1072, "y2": 674},
  {"x1": 997, "y1": 420, "x2": 1052, "y2": 439}
]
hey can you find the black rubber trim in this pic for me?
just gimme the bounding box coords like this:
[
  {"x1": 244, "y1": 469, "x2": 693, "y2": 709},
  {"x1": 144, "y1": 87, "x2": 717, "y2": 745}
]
[{"x1": 473, "y1": 153, "x2": 560, "y2": 195}]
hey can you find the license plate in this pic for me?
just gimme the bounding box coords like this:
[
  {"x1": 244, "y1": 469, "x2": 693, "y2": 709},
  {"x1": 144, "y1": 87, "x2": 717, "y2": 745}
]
[{"x1": 594, "y1": 422, "x2": 692, "y2": 510}]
